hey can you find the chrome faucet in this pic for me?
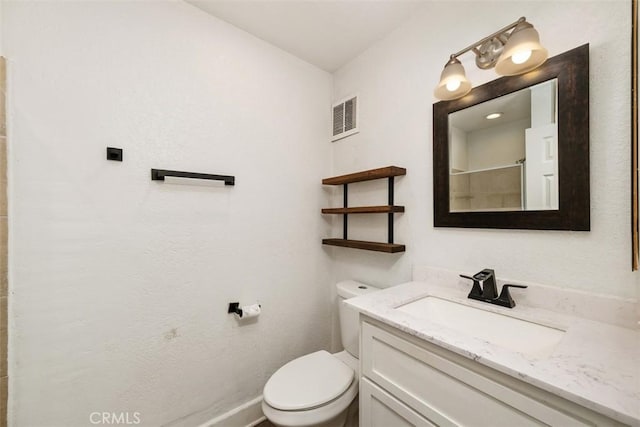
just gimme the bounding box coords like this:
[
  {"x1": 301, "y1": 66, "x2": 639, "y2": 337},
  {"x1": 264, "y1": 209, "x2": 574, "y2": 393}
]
[{"x1": 460, "y1": 269, "x2": 527, "y2": 308}]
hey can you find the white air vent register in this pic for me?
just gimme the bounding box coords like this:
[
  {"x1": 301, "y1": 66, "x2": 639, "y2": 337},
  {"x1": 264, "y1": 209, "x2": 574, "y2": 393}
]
[{"x1": 332, "y1": 95, "x2": 359, "y2": 141}]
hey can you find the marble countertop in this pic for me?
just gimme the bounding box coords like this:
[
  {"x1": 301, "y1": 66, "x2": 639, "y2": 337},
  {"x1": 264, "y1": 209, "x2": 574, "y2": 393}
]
[{"x1": 346, "y1": 281, "x2": 640, "y2": 426}]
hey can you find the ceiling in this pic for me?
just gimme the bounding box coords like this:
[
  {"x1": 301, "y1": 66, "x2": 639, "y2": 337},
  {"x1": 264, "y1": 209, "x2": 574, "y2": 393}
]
[
  {"x1": 186, "y1": 0, "x2": 427, "y2": 72},
  {"x1": 449, "y1": 87, "x2": 532, "y2": 133}
]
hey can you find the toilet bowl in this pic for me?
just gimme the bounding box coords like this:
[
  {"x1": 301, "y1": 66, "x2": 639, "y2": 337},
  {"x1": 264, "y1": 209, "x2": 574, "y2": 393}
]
[{"x1": 261, "y1": 281, "x2": 378, "y2": 427}]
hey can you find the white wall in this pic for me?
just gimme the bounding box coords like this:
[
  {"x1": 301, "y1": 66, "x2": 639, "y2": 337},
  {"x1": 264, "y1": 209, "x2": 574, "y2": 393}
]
[
  {"x1": 449, "y1": 125, "x2": 467, "y2": 172},
  {"x1": 467, "y1": 118, "x2": 528, "y2": 171},
  {"x1": 331, "y1": 0, "x2": 638, "y2": 299},
  {"x1": 5, "y1": 1, "x2": 332, "y2": 426}
]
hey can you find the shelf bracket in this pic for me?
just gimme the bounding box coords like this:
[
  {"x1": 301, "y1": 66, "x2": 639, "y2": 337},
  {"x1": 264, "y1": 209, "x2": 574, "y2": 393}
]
[
  {"x1": 388, "y1": 177, "x2": 394, "y2": 244},
  {"x1": 343, "y1": 184, "x2": 348, "y2": 239}
]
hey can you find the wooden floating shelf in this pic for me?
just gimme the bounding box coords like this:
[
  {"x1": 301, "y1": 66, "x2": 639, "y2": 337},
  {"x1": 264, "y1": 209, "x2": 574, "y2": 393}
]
[
  {"x1": 322, "y1": 205, "x2": 405, "y2": 214},
  {"x1": 321, "y1": 166, "x2": 406, "y2": 254},
  {"x1": 322, "y1": 239, "x2": 405, "y2": 253},
  {"x1": 322, "y1": 166, "x2": 406, "y2": 185}
]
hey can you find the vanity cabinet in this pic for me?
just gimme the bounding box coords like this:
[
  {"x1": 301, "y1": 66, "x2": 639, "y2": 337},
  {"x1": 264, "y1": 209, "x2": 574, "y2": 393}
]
[
  {"x1": 359, "y1": 318, "x2": 624, "y2": 427},
  {"x1": 360, "y1": 378, "x2": 435, "y2": 427}
]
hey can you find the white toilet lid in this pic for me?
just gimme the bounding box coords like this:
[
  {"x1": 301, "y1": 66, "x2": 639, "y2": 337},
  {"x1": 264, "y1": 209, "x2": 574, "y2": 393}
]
[{"x1": 263, "y1": 350, "x2": 354, "y2": 411}]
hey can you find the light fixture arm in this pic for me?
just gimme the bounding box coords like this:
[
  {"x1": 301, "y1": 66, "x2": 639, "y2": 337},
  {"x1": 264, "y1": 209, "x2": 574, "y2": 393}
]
[
  {"x1": 449, "y1": 17, "x2": 526, "y2": 60},
  {"x1": 434, "y1": 16, "x2": 547, "y2": 101}
]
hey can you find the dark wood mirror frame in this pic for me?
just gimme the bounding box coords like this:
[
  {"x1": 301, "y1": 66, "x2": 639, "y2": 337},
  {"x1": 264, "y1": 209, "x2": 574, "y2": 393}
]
[{"x1": 433, "y1": 44, "x2": 590, "y2": 230}]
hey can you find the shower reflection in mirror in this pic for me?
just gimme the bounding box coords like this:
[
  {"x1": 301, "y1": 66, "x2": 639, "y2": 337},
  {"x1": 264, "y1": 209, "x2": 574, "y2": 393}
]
[{"x1": 448, "y1": 79, "x2": 557, "y2": 213}]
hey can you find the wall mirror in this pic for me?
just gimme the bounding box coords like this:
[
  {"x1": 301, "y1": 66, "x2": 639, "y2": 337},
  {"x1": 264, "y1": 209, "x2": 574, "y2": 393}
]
[{"x1": 433, "y1": 44, "x2": 590, "y2": 230}]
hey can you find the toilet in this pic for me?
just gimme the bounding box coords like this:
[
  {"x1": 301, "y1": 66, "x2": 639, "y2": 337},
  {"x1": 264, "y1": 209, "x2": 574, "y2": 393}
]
[{"x1": 262, "y1": 280, "x2": 378, "y2": 427}]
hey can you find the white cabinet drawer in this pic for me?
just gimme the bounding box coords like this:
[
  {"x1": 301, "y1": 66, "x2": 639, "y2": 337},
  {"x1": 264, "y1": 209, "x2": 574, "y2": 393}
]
[
  {"x1": 361, "y1": 320, "x2": 619, "y2": 427},
  {"x1": 360, "y1": 377, "x2": 436, "y2": 427}
]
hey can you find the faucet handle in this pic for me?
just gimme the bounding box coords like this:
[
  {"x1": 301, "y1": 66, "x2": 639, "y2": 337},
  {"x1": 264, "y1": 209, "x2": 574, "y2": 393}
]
[
  {"x1": 495, "y1": 284, "x2": 528, "y2": 308},
  {"x1": 460, "y1": 274, "x2": 483, "y2": 298},
  {"x1": 504, "y1": 284, "x2": 527, "y2": 288}
]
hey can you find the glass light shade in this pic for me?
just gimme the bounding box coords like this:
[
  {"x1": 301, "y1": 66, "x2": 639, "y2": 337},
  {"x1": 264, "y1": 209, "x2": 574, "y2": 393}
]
[
  {"x1": 434, "y1": 58, "x2": 472, "y2": 101},
  {"x1": 495, "y1": 21, "x2": 548, "y2": 76}
]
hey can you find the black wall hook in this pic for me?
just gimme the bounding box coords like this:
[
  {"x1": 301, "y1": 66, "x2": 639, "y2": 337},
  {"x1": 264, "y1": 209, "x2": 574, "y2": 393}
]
[
  {"x1": 106, "y1": 147, "x2": 123, "y2": 161},
  {"x1": 228, "y1": 302, "x2": 243, "y2": 317}
]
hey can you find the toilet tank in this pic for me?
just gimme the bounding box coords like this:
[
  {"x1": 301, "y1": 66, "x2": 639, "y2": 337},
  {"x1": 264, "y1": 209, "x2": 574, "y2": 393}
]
[{"x1": 336, "y1": 280, "x2": 379, "y2": 358}]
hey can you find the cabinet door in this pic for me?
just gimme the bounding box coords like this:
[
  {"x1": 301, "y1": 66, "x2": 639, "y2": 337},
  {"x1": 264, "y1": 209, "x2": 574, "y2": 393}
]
[
  {"x1": 360, "y1": 378, "x2": 436, "y2": 427},
  {"x1": 362, "y1": 321, "x2": 602, "y2": 427}
]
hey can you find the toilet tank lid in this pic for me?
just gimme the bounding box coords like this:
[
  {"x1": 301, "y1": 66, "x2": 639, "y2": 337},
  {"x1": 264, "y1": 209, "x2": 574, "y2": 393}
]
[{"x1": 336, "y1": 280, "x2": 379, "y2": 299}]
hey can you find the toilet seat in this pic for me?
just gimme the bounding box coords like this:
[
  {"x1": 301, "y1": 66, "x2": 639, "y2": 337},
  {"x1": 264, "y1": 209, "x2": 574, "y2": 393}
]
[
  {"x1": 263, "y1": 350, "x2": 354, "y2": 411},
  {"x1": 262, "y1": 357, "x2": 359, "y2": 427}
]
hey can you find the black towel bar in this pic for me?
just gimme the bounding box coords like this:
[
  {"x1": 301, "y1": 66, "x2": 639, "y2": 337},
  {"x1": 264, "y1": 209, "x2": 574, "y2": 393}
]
[{"x1": 151, "y1": 169, "x2": 235, "y2": 185}]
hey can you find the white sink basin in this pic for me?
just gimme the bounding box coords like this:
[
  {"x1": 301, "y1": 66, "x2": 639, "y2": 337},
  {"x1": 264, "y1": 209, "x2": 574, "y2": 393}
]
[{"x1": 396, "y1": 296, "x2": 565, "y2": 358}]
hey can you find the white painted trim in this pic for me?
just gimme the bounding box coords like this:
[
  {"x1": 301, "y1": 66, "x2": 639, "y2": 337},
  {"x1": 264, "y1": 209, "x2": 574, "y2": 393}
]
[
  {"x1": 246, "y1": 416, "x2": 267, "y2": 427},
  {"x1": 197, "y1": 396, "x2": 264, "y2": 427},
  {"x1": 332, "y1": 93, "x2": 359, "y2": 112},
  {"x1": 166, "y1": 396, "x2": 264, "y2": 427},
  {"x1": 332, "y1": 127, "x2": 360, "y2": 142}
]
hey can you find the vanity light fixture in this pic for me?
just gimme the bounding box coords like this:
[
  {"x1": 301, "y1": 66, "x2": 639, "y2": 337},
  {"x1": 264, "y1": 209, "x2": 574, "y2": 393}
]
[
  {"x1": 485, "y1": 112, "x2": 503, "y2": 120},
  {"x1": 433, "y1": 57, "x2": 472, "y2": 101},
  {"x1": 434, "y1": 17, "x2": 548, "y2": 101}
]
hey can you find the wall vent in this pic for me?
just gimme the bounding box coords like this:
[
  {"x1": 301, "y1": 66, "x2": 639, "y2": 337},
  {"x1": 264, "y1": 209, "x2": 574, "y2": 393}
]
[{"x1": 332, "y1": 95, "x2": 359, "y2": 141}]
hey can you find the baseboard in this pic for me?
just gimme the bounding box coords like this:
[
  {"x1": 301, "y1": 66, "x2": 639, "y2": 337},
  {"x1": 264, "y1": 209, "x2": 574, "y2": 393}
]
[
  {"x1": 165, "y1": 396, "x2": 264, "y2": 427},
  {"x1": 197, "y1": 396, "x2": 264, "y2": 427},
  {"x1": 245, "y1": 415, "x2": 267, "y2": 427}
]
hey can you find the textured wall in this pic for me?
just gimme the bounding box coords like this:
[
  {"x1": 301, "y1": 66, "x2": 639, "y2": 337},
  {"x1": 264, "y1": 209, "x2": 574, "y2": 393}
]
[
  {"x1": 5, "y1": 1, "x2": 332, "y2": 426},
  {"x1": 330, "y1": 1, "x2": 639, "y2": 299}
]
